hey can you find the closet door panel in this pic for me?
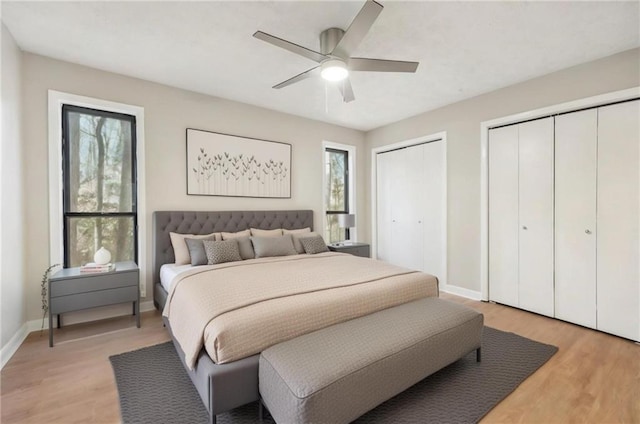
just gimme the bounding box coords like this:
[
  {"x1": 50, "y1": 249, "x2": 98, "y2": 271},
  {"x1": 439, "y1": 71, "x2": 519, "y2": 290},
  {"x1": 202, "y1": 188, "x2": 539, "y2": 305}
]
[
  {"x1": 375, "y1": 151, "x2": 393, "y2": 262},
  {"x1": 488, "y1": 125, "x2": 519, "y2": 307},
  {"x1": 518, "y1": 117, "x2": 554, "y2": 317},
  {"x1": 398, "y1": 145, "x2": 425, "y2": 271},
  {"x1": 597, "y1": 100, "x2": 640, "y2": 341},
  {"x1": 555, "y1": 110, "x2": 597, "y2": 328},
  {"x1": 422, "y1": 141, "x2": 445, "y2": 280}
]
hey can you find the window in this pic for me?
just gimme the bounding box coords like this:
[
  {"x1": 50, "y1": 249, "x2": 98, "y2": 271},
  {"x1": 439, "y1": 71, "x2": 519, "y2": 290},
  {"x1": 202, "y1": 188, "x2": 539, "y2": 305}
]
[
  {"x1": 61, "y1": 105, "x2": 137, "y2": 267},
  {"x1": 324, "y1": 147, "x2": 349, "y2": 243}
]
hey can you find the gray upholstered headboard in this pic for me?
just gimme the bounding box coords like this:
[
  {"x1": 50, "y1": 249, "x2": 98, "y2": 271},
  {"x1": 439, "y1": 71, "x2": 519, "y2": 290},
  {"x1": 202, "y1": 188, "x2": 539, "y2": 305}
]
[{"x1": 152, "y1": 210, "x2": 313, "y2": 285}]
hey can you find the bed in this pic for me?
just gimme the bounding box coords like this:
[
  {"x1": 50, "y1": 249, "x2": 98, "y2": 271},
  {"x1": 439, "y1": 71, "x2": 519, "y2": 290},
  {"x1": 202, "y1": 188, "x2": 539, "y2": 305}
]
[{"x1": 153, "y1": 210, "x2": 439, "y2": 424}]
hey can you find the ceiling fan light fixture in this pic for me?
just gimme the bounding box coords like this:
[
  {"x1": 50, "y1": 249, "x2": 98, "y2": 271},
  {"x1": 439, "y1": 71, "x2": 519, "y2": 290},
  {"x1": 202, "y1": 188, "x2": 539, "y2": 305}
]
[{"x1": 321, "y1": 59, "x2": 349, "y2": 82}]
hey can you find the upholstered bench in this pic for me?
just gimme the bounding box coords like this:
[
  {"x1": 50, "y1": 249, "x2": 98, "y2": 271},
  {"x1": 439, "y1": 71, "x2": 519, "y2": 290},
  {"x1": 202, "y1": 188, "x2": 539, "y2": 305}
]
[{"x1": 259, "y1": 297, "x2": 483, "y2": 424}]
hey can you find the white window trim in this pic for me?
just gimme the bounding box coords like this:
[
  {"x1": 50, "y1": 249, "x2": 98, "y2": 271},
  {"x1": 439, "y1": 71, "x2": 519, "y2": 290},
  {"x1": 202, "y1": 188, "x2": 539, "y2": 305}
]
[
  {"x1": 47, "y1": 90, "x2": 147, "y2": 296},
  {"x1": 370, "y1": 131, "x2": 448, "y2": 288},
  {"x1": 322, "y1": 141, "x2": 357, "y2": 242},
  {"x1": 479, "y1": 86, "x2": 640, "y2": 301}
]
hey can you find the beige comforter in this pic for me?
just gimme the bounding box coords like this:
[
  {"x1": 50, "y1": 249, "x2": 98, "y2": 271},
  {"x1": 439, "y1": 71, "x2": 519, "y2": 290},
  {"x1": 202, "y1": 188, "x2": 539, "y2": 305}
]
[{"x1": 163, "y1": 252, "x2": 438, "y2": 368}]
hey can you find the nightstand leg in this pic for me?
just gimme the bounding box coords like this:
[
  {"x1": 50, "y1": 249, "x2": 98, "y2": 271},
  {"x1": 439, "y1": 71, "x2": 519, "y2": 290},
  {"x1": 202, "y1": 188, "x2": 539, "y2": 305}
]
[
  {"x1": 49, "y1": 312, "x2": 53, "y2": 347},
  {"x1": 135, "y1": 301, "x2": 140, "y2": 328},
  {"x1": 57, "y1": 314, "x2": 61, "y2": 329}
]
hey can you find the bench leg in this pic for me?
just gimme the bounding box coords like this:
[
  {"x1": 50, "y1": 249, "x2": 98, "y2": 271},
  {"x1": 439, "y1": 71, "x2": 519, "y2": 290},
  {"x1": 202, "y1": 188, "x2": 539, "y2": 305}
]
[
  {"x1": 476, "y1": 347, "x2": 482, "y2": 362},
  {"x1": 209, "y1": 409, "x2": 216, "y2": 424},
  {"x1": 259, "y1": 399, "x2": 263, "y2": 422}
]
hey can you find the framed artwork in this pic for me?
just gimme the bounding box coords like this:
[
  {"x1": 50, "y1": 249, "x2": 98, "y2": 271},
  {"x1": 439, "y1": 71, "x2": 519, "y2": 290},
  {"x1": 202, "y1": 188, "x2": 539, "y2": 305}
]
[{"x1": 186, "y1": 128, "x2": 291, "y2": 198}]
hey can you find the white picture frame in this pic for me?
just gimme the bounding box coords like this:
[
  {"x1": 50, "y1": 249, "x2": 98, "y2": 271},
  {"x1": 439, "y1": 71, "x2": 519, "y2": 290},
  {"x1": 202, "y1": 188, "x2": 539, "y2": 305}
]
[{"x1": 186, "y1": 128, "x2": 291, "y2": 198}]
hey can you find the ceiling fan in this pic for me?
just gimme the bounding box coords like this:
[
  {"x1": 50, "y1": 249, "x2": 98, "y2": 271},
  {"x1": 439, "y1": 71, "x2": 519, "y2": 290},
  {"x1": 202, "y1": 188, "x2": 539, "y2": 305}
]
[{"x1": 253, "y1": 0, "x2": 419, "y2": 103}]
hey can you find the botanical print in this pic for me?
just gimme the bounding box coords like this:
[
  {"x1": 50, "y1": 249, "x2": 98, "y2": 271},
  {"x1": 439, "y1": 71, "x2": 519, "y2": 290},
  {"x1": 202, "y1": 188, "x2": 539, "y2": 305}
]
[{"x1": 187, "y1": 129, "x2": 291, "y2": 198}]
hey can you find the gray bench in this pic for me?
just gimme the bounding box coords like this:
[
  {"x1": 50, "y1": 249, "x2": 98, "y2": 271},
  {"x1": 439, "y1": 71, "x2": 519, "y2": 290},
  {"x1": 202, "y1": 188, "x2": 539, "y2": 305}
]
[{"x1": 259, "y1": 297, "x2": 484, "y2": 424}]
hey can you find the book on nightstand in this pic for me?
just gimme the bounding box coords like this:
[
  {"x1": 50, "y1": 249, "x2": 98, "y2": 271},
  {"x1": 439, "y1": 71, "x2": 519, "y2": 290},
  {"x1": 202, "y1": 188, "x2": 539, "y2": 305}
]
[{"x1": 80, "y1": 263, "x2": 115, "y2": 273}]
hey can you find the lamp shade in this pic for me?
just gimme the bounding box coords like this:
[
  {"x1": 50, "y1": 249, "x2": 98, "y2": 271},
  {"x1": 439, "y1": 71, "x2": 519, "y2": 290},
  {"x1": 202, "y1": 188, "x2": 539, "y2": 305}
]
[{"x1": 337, "y1": 214, "x2": 356, "y2": 228}]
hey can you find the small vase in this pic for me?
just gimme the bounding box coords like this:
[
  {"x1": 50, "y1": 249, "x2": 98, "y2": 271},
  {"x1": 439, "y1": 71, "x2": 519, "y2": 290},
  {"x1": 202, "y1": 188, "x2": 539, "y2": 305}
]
[{"x1": 94, "y1": 247, "x2": 111, "y2": 265}]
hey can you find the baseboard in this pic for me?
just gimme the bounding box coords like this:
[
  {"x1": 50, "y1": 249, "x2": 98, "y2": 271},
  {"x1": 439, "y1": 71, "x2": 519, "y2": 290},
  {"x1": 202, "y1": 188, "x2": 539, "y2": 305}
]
[
  {"x1": 1, "y1": 322, "x2": 29, "y2": 369},
  {"x1": 441, "y1": 284, "x2": 482, "y2": 301}
]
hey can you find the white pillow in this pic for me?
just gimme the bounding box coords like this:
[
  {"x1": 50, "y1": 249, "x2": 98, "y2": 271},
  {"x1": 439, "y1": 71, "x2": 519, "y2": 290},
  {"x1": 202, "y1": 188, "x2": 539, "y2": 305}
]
[
  {"x1": 221, "y1": 229, "x2": 251, "y2": 240},
  {"x1": 169, "y1": 232, "x2": 218, "y2": 265},
  {"x1": 283, "y1": 227, "x2": 311, "y2": 234},
  {"x1": 250, "y1": 228, "x2": 283, "y2": 237}
]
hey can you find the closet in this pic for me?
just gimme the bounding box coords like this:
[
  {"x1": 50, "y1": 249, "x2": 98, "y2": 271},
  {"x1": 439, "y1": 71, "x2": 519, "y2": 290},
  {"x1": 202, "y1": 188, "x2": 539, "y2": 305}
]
[
  {"x1": 376, "y1": 140, "x2": 445, "y2": 281},
  {"x1": 488, "y1": 98, "x2": 639, "y2": 341}
]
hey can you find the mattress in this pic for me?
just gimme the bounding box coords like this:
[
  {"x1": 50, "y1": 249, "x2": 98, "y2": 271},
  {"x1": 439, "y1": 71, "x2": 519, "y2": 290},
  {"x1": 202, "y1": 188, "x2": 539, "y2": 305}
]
[
  {"x1": 163, "y1": 252, "x2": 439, "y2": 368},
  {"x1": 159, "y1": 263, "x2": 194, "y2": 292}
]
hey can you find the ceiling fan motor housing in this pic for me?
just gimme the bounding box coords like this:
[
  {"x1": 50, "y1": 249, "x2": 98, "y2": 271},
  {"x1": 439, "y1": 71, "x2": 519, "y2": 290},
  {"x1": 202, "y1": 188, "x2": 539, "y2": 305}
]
[{"x1": 320, "y1": 28, "x2": 346, "y2": 56}]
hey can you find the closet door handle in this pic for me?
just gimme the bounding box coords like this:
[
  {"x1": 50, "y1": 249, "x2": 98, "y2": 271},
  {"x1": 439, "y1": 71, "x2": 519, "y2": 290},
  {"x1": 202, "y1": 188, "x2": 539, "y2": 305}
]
[{"x1": 585, "y1": 229, "x2": 592, "y2": 235}]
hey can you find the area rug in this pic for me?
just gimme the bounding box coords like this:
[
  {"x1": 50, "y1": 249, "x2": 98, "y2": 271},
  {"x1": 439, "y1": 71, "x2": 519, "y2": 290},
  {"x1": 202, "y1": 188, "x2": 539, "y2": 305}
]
[{"x1": 110, "y1": 327, "x2": 557, "y2": 424}]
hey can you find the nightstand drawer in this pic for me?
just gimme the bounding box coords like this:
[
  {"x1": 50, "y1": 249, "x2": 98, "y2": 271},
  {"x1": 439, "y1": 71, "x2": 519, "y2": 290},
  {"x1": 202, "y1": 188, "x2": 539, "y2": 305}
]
[
  {"x1": 342, "y1": 246, "x2": 370, "y2": 257},
  {"x1": 50, "y1": 271, "x2": 138, "y2": 297},
  {"x1": 50, "y1": 286, "x2": 139, "y2": 314},
  {"x1": 328, "y1": 243, "x2": 370, "y2": 258}
]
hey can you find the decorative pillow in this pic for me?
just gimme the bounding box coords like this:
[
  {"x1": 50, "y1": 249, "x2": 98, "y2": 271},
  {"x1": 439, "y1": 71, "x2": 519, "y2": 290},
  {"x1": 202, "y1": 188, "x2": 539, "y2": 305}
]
[
  {"x1": 282, "y1": 227, "x2": 311, "y2": 234},
  {"x1": 221, "y1": 229, "x2": 251, "y2": 240},
  {"x1": 300, "y1": 234, "x2": 330, "y2": 254},
  {"x1": 203, "y1": 240, "x2": 242, "y2": 265},
  {"x1": 291, "y1": 231, "x2": 319, "y2": 254},
  {"x1": 250, "y1": 228, "x2": 283, "y2": 237},
  {"x1": 185, "y1": 235, "x2": 216, "y2": 266},
  {"x1": 251, "y1": 234, "x2": 297, "y2": 258},
  {"x1": 234, "y1": 236, "x2": 255, "y2": 260},
  {"x1": 170, "y1": 232, "x2": 218, "y2": 265}
]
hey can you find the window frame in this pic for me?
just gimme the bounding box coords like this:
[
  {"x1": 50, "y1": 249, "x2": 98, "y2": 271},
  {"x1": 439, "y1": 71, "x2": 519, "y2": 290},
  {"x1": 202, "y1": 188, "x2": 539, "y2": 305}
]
[
  {"x1": 322, "y1": 142, "x2": 356, "y2": 243},
  {"x1": 61, "y1": 104, "x2": 138, "y2": 268},
  {"x1": 48, "y1": 90, "x2": 147, "y2": 296}
]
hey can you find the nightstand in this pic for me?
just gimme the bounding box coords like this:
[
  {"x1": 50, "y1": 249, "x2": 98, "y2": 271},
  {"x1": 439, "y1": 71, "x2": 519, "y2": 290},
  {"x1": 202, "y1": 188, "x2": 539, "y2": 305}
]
[
  {"x1": 48, "y1": 261, "x2": 140, "y2": 347},
  {"x1": 328, "y1": 242, "x2": 370, "y2": 258}
]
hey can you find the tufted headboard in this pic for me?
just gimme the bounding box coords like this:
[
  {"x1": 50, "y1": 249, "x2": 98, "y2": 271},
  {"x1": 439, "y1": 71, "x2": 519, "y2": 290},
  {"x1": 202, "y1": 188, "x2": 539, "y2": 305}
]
[{"x1": 152, "y1": 210, "x2": 313, "y2": 285}]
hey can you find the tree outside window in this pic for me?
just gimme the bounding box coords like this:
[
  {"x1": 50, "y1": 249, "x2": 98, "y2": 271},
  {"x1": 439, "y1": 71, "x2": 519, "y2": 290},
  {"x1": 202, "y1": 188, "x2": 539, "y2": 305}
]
[
  {"x1": 62, "y1": 105, "x2": 137, "y2": 267},
  {"x1": 325, "y1": 148, "x2": 349, "y2": 243}
]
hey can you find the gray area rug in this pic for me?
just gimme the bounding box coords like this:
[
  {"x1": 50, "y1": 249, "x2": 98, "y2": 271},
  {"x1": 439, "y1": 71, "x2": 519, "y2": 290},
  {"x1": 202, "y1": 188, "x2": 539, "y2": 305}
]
[{"x1": 110, "y1": 327, "x2": 557, "y2": 424}]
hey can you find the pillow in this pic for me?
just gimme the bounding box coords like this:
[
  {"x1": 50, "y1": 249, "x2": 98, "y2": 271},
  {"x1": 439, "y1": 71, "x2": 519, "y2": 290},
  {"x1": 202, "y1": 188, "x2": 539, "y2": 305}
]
[
  {"x1": 300, "y1": 234, "x2": 330, "y2": 254},
  {"x1": 221, "y1": 229, "x2": 250, "y2": 240},
  {"x1": 170, "y1": 232, "x2": 218, "y2": 265},
  {"x1": 251, "y1": 234, "x2": 297, "y2": 258},
  {"x1": 234, "y1": 236, "x2": 255, "y2": 260},
  {"x1": 184, "y1": 235, "x2": 216, "y2": 266},
  {"x1": 290, "y1": 231, "x2": 319, "y2": 254},
  {"x1": 282, "y1": 227, "x2": 311, "y2": 234},
  {"x1": 203, "y1": 239, "x2": 242, "y2": 265},
  {"x1": 250, "y1": 228, "x2": 283, "y2": 237}
]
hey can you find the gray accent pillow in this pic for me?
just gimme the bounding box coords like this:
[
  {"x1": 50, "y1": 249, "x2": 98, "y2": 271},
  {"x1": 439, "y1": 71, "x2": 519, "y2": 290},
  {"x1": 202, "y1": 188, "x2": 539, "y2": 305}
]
[
  {"x1": 300, "y1": 235, "x2": 329, "y2": 254},
  {"x1": 291, "y1": 231, "x2": 319, "y2": 254},
  {"x1": 185, "y1": 235, "x2": 216, "y2": 266},
  {"x1": 203, "y1": 239, "x2": 242, "y2": 265},
  {"x1": 251, "y1": 234, "x2": 297, "y2": 258},
  {"x1": 235, "y1": 236, "x2": 255, "y2": 260}
]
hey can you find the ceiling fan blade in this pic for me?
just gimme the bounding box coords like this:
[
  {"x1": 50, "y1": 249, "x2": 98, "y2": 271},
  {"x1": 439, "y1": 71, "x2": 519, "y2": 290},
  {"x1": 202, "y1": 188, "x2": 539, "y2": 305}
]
[
  {"x1": 349, "y1": 57, "x2": 419, "y2": 73},
  {"x1": 253, "y1": 31, "x2": 328, "y2": 63},
  {"x1": 332, "y1": 0, "x2": 383, "y2": 59},
  {"x1": 273, "y1": 66, "x2": 320, "y2": 89},
  {"x1": 338, "y1": 78, "x2": 356, "y2": 103}
]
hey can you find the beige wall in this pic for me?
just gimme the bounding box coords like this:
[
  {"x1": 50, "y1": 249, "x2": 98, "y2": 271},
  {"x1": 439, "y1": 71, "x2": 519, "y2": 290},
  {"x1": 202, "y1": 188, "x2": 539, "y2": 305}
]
[
  {"x1": 1, "y1": 24, "x2": 27, "y2": 349},
  {"x1": 21, "y1": 53, "x2": 365, "y2": 322},
  {"x1": 365, "y1": 48, "x2": 640, "y2": 293}
]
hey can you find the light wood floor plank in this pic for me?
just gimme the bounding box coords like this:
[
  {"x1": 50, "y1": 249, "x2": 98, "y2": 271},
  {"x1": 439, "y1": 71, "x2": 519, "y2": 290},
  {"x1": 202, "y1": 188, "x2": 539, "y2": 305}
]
[{"x1": 1, "y1": 294, "x2": 638, "y2": 423}]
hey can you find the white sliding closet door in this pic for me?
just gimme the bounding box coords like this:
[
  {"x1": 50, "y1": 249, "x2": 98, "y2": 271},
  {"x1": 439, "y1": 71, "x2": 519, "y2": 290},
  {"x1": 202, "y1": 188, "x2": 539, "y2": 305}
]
[
  {"x1": 596, "y1": 100, "x2": 640, "y2": 340},
  {"x1": 518, "y1": 117, "x2": 554, "y2": 317},
  {"x1": 488, "y1": 125, "x2": 519, "y2": 307},
  {"x1": 375, "y1": 140, "x2": 445, "y2": 279},
  {"x1": 376, "y1": 150, "x2": 394, "y2": 264},
  {"x1": 422, "y1": 141, "x2": 445, "y2": 280},
  {"x1": 397, "y1": 145, "x2": 425, "y2": 271},
  {"x1": 555, "y1": 109, "x2": 597, "y2": 328}
]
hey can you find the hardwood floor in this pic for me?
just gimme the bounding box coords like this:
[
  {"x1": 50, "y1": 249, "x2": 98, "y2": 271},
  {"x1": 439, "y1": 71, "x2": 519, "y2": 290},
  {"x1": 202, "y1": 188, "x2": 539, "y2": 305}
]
[{"x1": 1, "y1": 294, "x2": 638, "y2": 423}]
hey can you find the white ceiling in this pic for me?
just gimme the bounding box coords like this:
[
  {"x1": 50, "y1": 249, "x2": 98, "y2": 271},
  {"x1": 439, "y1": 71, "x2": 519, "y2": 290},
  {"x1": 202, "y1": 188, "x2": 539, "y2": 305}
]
[{"x1": 2, "y1": 1, "x2": 639, "y2": 131}]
